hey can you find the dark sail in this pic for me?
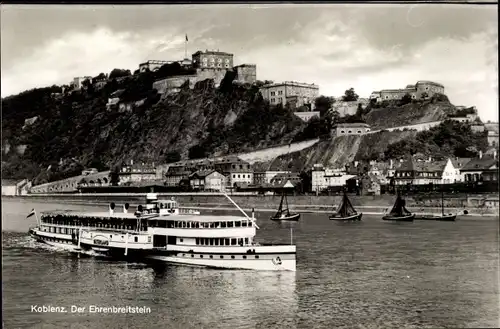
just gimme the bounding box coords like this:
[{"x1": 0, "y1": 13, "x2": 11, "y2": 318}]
[
  {"x1": 337, "y1": 192, "x2": 357, "y2": 217},
  {"x1": 388, "y1": 193, "x2": 412, "y2": 216},
  {"x1": 274, "y1": 193, "x2": 285, "y2": 218}
]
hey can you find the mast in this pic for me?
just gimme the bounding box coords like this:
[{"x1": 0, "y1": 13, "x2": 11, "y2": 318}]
[
  {"x1": 284, "y1": 191, "x2": 290, "y2": 215},
  {"x1": 441, "y1": 188, "x2": 444, "y2": 216},
  {"x1": 223, "y1": 193, "x2": 260, "y2": 229}
]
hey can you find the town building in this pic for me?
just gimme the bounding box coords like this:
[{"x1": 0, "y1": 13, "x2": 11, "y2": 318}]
[
  {"x1": 330, "y1": 98, "x2": 369, "y2": 117},
  {"x1": 118, "y1": 162, "x2": 157, "y2": 185},
  {"x1": 394, "y1": 158, "x2": 457, "y2": 185},
  {"x1": 106, "y1": 89, "x2": 125, "y2": 110},
  {"x1": 233, "y1": 64, "x2": 257, "y2": 85},
  {"x1": 253, "y1": 171, "x2": 292, "y2": 185},
  {"x1": 192, "y1": 50, "x2": 234, "y2": 69},
  {"x1": 460, "y1": 154, "x2": 498, "y2": 183},
  {"x1": 139, "y1": 60, "x2": 180, "y2": 73},
  {"x1": 331, "y1": 123, "x2": 371, "y2": 137},
  {"x1": 82, "y1": 168, "x2": 98, "y2": 176},
  {"x1": 71, "y1": 76, "x2": 93, "y2": 90},
  {"x1": 270, "y1": 173, "x2": 302, "y2": 188},
  {"x1": 450, "y1": 157, "x2": 473, "y2": 182},
  {"x1": 31, "y1": 171, "x2": 110, "y2": 193},
  {"x1": 371, "y1": 81, "x2": 445, "y2": 102},
  {"x1": 189, "y1": 170, "x2": 227, "y2": 192},
  {"x1": 487, "y1": 130, "x2": 499, "y2": 147},
  {"x1": 259, "y1": 81, "x2": 319, "y2": 109},
  {"x1": 311, "y1": 164, "x2": 356, "y2": 192}
]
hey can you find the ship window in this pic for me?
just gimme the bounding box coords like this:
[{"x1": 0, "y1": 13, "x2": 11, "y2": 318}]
[
  {"x1": 228, "y1": 222, "x2": 234, "y2": 228},
  {"x1": 231, "y1": 238, "x2": 237, "y2": 245},
  {"x1": 242, "y1": 221, "x2": 247, "y2": 227},
  {"x1": 215, "y1": 222, "x2": 220, "y2": 228},
  {"x1": 225, "y1": 238, "x2": 230, "y2": 245},
  {"x1": 220, "y1": 255, "x2": 224, "y2": 259},
  {"x1": 110, "y1": 235, "x2": 112, "y2": 238},
  {"x1": 204, "y1": 238, "x2": 209, "y2": 245},
  {"x1": 215, "y1": 239, "x2": 219, "y2": 246},
  {"x1": 134, "y1": 237, "x2": 138, "y2": 242},
  {"x1": 209, "y1": 239, "x2": 214, "y2": 245},
  {"x1": 200, "y1": 255, "x2": 203, "y2": 258},
  {"x1": 196, "y1": 238, "x2": 199, "y2": 245},
  {"x1": 180, "y1": 238, "x2": 183, "y2": 243},
  {"x1": 191, "y1": 254, "x2": 194, "y2": 257},
  {"x1": 245, "y1": 238, "x2": 249, "y2": 245},
  {"x1": 243, "y1": 255, "x2": 247, "y2": 259},
  {"x1": 182, "y1": 254, "x2": 185, "y2": 257},
  {"x1": 255, "y1": 255, "x2": 259, "y2": 259},
  {"x1": 231, "y1": 255, "x2": 235, "y2": 259},
  {"x1": 221, "y1": 222, "x2": 227, "y2": 228},
  {"x1": 235, "y1": 221, "x2": 241, "y2": 227}
]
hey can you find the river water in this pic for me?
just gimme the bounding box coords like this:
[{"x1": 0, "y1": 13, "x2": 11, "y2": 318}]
[{"x1": 2, "y1": 198, "x2": 499, "y2": 329}]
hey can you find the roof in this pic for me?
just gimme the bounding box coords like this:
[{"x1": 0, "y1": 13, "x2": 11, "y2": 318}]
[
  {"x1": 154, "y1": 214, "x2": 250, "y2": 223},
  {"x1": 461, "y1": 156, "x2": 498, "y2": 171},
  {"x1": 416, "y1": 80, "x2": 444, "y2": 88},
  {"x1": 451, "y1": 157, "x2": 473, "y2": 169},
  {"x1": 192, "y1": 50, "x2": 233, "y2": 56},
  {"x1": 110, "y1": 89, "x2": 125, "y2": 97},
  {"x1": 334, "y1": 123, "x2": 370, "y2": 128},
  {"x1": 397, "y1": 159, "x2": 447, "y2": 172},
  {"x1": 189, "y1": 170, "x2": 217, "y2": 179},
  {"x1": 271, "y1": 173, "x2": 301, "y2": 182}
]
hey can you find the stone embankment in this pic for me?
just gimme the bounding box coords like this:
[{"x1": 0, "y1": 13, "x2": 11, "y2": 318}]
[{"x1": 11, "y1": 193, "x2": 499, "y2": 217}]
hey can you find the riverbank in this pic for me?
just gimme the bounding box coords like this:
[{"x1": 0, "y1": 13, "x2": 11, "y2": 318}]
[{"x1": 4, "y1": 193, "x2": 498, "y2": 217}]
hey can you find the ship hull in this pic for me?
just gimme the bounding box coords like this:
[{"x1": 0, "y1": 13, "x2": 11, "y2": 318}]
[
  {"x1": 270, "y1": 213, "x2": 300, "y2": 222},
  {"x1": 416, "y1": 214, "x2": 457, "y2": 221},
  {"x1": 329, "y1": 213, "x2": 363, "y2": 221},
  {"x1": 382, "y1": 214, "x2": 415, "y2": 222}
]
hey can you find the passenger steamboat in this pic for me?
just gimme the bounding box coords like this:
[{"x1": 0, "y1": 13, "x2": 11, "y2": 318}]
[{"x1": 28, "y1": 193, "x2": 296, "y2": 271}]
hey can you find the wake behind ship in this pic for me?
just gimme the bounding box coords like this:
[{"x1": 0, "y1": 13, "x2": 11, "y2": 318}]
[{"x1": 28, "y1": 193, "x2": 296, "y2": 271}]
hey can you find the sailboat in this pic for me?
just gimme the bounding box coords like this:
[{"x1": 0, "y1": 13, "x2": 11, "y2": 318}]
[
  {"x1": 329, "y1": 190, "x2": 362, "y2": 221},
  {"x1": 270, "y1": 192, "x2": 300, "y2": 221},
  {"x1": 382, "y1": 191, "x2": 415, "y2": 222},
  {"x1": 417, "y1": 189, "x2": 457, "y2": 221}
]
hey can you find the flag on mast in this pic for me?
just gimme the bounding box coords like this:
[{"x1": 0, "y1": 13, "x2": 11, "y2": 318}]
[
  {"x1": 27, "y1": 209, "x2": 36, "y2": 219},
  {"x1": 185, "y1": 34, "x2": 188, "y2": 42}
]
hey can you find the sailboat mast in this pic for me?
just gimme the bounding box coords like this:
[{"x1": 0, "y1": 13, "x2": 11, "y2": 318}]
[{"x1": 441, "y1": 188, "x2": 444, "y2": 215}]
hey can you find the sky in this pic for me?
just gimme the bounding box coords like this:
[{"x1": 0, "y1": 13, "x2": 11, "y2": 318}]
[{"x1": 1, "y1": 4, "x2": 498, "y2": 121}]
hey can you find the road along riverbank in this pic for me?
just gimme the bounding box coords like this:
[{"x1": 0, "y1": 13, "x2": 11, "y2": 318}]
[{"x1": 5, "y1": 193, "x2": 499, "y2": 217}]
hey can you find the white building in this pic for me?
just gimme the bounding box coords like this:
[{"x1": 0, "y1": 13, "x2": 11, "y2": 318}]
[{"x1": 311, "y1": 164, "x2": 355, "y2": 192}]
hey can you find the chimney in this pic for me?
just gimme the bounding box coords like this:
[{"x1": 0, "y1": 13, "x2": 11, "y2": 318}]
[
  {"x1": 390, "y1": 159, "x2": 393, "y2": 169},
  {"x1": 479, "y1": 150, "x2": 483, "y2": 159}
]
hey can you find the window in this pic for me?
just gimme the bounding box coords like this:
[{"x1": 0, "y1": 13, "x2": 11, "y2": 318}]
[
  {"x1": 278, "y1": 90, "x2": 283, "y2": 95},
  {"x1": 348, "y1": 130, "x2": 352, "y2": 133},
  {"x1": 220, "y1": 255, "x2": 224, "y2": 259},
  {"x1": 243, "y1": 255, "x2": 247, "y2": 259},
  {"x1": 340, "y1": 130, "x2": 345, "y2": 134},
  {"x1": 209, "y1": 255, "x2": 213, "y2": 259},
  {"x1": 271, "y1": 91, "x2": 275, "y2": 96},
  {"x1": 238, "y1": 175, "x2": 240, "y2": 178},
  {"x1": 357, "y1": 131, "x2": 361, "y2": 134},
  {"x1": 231, "y1": 255, "x2": 235, "y2": 259},
  {"x1": 134, "y1": 237, "x2": 138, "y2": 242},
  {"x1": 191, "y1": 254, "x2": 194, "y2": 257},
  {"x1": 231, "y1": 238, "x2": 237, "y2": 245},
  {"x1": 180, "y1": 238, "x2": 183, "y2": 243},
  {"x1": 255, "y1": 255, "x2": 259, "y2": 259},
  {"x1": 200, "y1": 255, "x2": 203, "y2": 258},
  {"x1": 271, "y1": 98, "x2": 275, "y2": 103}
]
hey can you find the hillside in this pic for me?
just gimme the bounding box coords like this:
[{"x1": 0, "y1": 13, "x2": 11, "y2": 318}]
[
  {"x1": 1, "y1": 71, "x2": 305, "y2": 184},
  {"x1": 268, "y1": 120, "x2": 488, "y2": 171},
  {"x1": 268, "y1": 131, "x2": 418, "y2": 171},
  {"x1": 364, "y1": 98, "x2": 456, "y2": 130}
]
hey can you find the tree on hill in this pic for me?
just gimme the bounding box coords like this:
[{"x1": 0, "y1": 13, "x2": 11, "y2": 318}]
[
  {"x1": 400, "y1": 93, "x2": 413, "y2": 106},
  {"x1": 383, "y1": 120, "x2": 488, "y2": 160},
  {"x1": 314, "y1": 96, "x2": 334, "y2": 117},
  {"x1": 188, "y1": 145, "x2": 207, "y2": 159},
  {"x1": 109, "y1": 69, "x2": 131, "y2": 80},
  {"x1": 164, "y1": 151, "x2": 181, "y2": 163},
  {"x1": 342, "y1": 88, "x2": 359, "y2": 102}
]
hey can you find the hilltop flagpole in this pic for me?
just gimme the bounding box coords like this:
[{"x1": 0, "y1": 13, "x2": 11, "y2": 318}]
[{"x1": 185, "y1": 34, "x2": 188, "y2": 59}]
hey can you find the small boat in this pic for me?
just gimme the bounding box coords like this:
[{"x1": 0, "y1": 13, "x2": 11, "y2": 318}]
[
  {"x1": 329, "y1": 191, "x2": 362, "y2": 221},
  {"x1": 270, "y1": 193, "x2": 300, "y2": 221},
  {"x1": 382, "y1": 191, "x2": 415, "y2": 222},
  {"x1": 416, "y1": 190, "x2": 457, "y2": 221}
]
